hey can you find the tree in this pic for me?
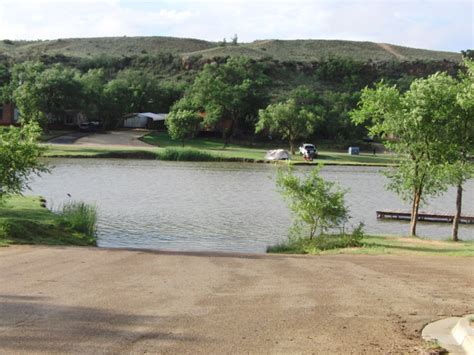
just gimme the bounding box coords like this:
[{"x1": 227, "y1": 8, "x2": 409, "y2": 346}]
[
  {"x1": 166, "y1": 109, "x2": 201, "y2": 146},
  {"x1": 351, "y1": 73, "x2": 458, "y2": 236},
  {"x1": 10, "y1": 62, "x2": 83, "y2": 129},
  {"x1": 445, "y1": 59, "x2": 474, "y2": 241},
  {"x1": 7, "y1": 62, "x2": 47, "y2": 127},
  {"x1": 276, "y1": 166, "x2": 349, "y2": 239},
  {"x1": 256, "y1": 98, "x2": 317, "y2": 154},
  {"x1": 190, "y1": 57, "x2": 268, "y2": 144},
  {"x1": 78, "y1": 68, "x2": 107, "y2": 122},
  {"x1": 0, "y1": 122, "x2": 47, "y2": 202},
  {"x1": 231, "y1": 34, "x2": 238, "y2": 46}
]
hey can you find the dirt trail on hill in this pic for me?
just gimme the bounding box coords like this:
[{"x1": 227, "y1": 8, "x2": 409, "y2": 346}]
[
  {"x1": 377, "y1": 43, "x2": 407, "y2": 60},
  {"x1": 0, "y1": 246, "x2": 472, "y2": 353}
]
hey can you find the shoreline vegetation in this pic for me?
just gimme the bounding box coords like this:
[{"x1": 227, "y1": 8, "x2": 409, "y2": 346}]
[
  {"x1": 43, "y1": 132, "x2": 398, "y2": 166},
  {"x1": 0, "y1": 196, "x2": 97, "y2": 247},
  {"x1": 1, "y1": 196, "x2": 472, "y2": 256},
  {"x1": 267, "y1": 234, "x2": 474, "y2": 257}
]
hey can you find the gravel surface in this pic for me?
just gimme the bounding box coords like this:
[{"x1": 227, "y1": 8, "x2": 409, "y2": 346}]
[
  {"x1": 0, "y1": 246, "x2": 472, "y2": 354},
  {"x1": 49, "y1": 130, "x2": 152, "y2": 147}
]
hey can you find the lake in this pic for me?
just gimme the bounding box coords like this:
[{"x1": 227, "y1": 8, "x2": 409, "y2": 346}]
[{"x1": 29, "y1": 159, "x2": 474, "y2": 253}]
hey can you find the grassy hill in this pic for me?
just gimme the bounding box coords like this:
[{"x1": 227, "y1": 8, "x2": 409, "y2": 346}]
[{"x1": 0, "y1": 36, "x2": 461, "y2": 63}]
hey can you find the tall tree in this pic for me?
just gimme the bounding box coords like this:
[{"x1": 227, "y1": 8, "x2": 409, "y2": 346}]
[
  {"x1": 10, "y1": 62, "x2": 83, "y2": 128},
  {"x1": 166, "y1": 109, "x2": 201, "y2": 147},
  {"x1": 190, "y1": 57, "x2": 268, "y2": 144},
  {"x1": 446, "y1": 60, "x2": 474, "y2": 240},
  {"x1": 351, "y1": 73, "x2": 458, "y2": 237},
  {"x1": 256, "y1": 98, "x2": 318, "y2": 154}
]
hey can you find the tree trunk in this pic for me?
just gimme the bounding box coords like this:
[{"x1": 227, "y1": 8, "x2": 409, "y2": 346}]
[
  {"x1": 451, "y1": 182, "x2": 462, "y2": 242},
  {"x1": 410, "y1": 189, "x2": 422, "y2": 237},
  {"x1": 289, "y1": 140, "x2": 295, "y2": 155}
]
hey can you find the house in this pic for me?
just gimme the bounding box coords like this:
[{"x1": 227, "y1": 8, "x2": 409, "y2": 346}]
[
  {"x1": 0, "y1": 102, "x2": 20, "y2": 126},
  {"x1": 122, "y1": 112, "x2": 168, "y2": 129}
]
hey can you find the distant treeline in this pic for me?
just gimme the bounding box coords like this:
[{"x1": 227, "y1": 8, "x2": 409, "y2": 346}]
[{"x1": 0, "y1": 52, "x2": 461, "y2": 141}]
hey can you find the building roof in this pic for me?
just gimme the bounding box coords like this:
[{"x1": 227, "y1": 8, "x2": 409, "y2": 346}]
[{"x1": 136, "y1": 112, "x2": 167, "y2": 121}]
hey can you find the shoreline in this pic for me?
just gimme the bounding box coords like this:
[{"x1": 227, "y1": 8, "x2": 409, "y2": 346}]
[{"x1": 43, "y1": 145, "x2": 396, "y2": 167}]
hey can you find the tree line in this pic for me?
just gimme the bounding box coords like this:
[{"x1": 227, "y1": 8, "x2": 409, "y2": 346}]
[
  {"x1": 1, "y1": 54, "x2": 458, "y2": 142},
  {"x1": 0, "y1": 61, "x2": 184, "y2": 129}
]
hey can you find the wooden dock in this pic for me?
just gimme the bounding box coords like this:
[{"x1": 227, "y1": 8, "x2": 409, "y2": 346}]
[{"x1": 376, "y1": 210, "x2": 474, "y2": 224}]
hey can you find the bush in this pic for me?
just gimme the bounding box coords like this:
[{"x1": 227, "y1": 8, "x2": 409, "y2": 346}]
[
  {"x1": 59, "y1": 202, "x2": 97, "y2": 237},
  {"x1": 267, "y1": 223, "x2": 365, "y2": 254},
  {"x1": 158, "y1": 147, "x2": 219, "y2": 161}
]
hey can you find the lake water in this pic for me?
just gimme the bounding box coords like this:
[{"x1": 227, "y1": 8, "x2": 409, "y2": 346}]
[{"x1": 28, "y1": 159, "x2": 474, "y2": 253}]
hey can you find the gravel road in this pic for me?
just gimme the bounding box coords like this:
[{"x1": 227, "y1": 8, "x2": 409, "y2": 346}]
[{"x1": 0, "y1": 246, "x2": 472, "y2": 354}]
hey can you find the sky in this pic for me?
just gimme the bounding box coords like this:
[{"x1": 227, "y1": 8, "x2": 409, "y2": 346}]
[{"x1": 0, "y1": 0, "x2": 472, "y2": 52}]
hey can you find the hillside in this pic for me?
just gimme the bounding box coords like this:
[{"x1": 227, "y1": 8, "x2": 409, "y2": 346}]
[{"x1": 0, "y1": 36, "x2": 462, "y2": 63}]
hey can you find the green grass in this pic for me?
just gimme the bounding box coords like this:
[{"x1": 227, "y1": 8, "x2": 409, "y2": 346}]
[
  {"x1": 43, "y1": 132, "x2": 397, "y2": 165},
  {"x1": 59, "y1": 201, "x2": 97, "y2": 237},
  {"x1": 268, "y1": 235, "x2": 474, "y2": 257},
  {"x1": 0, "y1": 196, "x2": 96, "y2": 247},
  {"x1": 140, "y1": 132, "x2": 397, "y2": 165}
]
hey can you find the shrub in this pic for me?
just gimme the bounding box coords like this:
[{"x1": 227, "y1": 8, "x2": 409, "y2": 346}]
[
  {"x1": 158, "y1": 147, "x2": 219, "y2": 161},
  {"x1": 59, "y1": 202, "x2": 97, "y2": 237},
  {"x1": 267, "y1": 223, "x2": 365, "y2": 254},
  {"x1": 276, "y1": 166, "x2": 349, "y2": 239}
]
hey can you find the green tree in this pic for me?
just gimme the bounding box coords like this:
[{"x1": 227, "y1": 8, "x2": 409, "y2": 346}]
[
  {"x1": 8, "y1": 62, "x2": 47, "y2": 127},
  {"x1": 166, "y1": 109, "x2": 201, "y2": 146},
  {"x1": 10, "y1": 62, "x2": 83, "y2": 129},
  {"x1": 256, "y1": 98, "x2": 317, "y2": 154},
  {"x1": 276, "y1": 166, "x2": 349, "y2": 239},
  {"x1": 445, "y1": 59, "x2": 474, "y2": 241},
  {"x1": 78, "y1": 68, "x2": 107, "y2": 123},
  {"x1": 351, "y1": 73, "x2": 458, "y2": 236},
  {"x1": 190, "y1": 57, "x2": 268, "y2": 144},
  {"x1": 0, "y1": 122, "x2": 47, "y2": 202}
]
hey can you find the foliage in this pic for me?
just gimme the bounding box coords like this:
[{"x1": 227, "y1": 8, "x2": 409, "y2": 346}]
[
  {"x1": 59, "y1": 201, "x2": 97, "y2": 237},
  {"x1": 267, "y1": 223, "x2": 364, "y2": 254},
  {"x1": 190, "y1": 56, "x2": 269, "y2": 140},
  {"x1": 276, "y1": 166, "x2": 349, "y2": 239},
  {"x1": 0, "y1": 122, "x2": 47, "y2": 202},
  {"x1": 461, "y1": 49, "x2": 474, "y2": 60},
  {"x1": 256, "y1": 98, "x2": 318, "y2": 154},
  {"x1": 157, "y1": 147, "x2": 219, "y2": 161},
  {"x1": 165, "y1": 109, "x2": 201, "y2": 146},
  {"x1": 442, "y1": 59, "x2": 474, "y2": 240},
  {"x1": 0, "y1": 196, "x2": 96, "y2": 246},
  {"x1": 11, "y1": 62, "x2": 83, "y2": 127},
  {"x1": 351, "y1": 72, "x2": 460, "y2": 236}
]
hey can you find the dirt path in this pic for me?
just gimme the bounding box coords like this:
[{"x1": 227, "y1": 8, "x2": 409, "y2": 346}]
[
  {"x1": 0, "y1": 246, "x2": 472, "y2": 353},
  {"x1": 377, "y1": 43, "x2": 407, "y2": 60}
]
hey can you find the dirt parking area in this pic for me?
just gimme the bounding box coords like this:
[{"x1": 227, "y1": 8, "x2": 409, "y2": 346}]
[
  {"x1": 48, "y1": 129, "x2": 152, "y2": 147},
  {"x1": 0, "y1": 246, "x2": 472, "y2": 353}
]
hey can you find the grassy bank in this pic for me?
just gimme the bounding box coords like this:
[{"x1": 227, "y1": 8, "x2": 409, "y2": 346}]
[
  {"x1": 268, "y1": 235, "x2": 474, "y2": 257},
  {"x1": 0, "y1": 196, "x2": 96, "y2": 247},
  {"x1": 41, "y1": 131, "x2": 398, "y2": 165},
  {"x1": 44, "y1": 141, "x2": 397, "y2": 165},
  {"x1": 40, "y1": 131, "x2": 392, "y2": 165}
]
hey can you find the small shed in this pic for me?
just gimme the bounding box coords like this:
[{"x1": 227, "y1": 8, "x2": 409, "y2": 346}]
[
  {"x1": 123, "y1": 113, "x2": 168, "y2": 129},
  {"x1": 348, "y1": 146, "x2": 360, "y2": 155}
]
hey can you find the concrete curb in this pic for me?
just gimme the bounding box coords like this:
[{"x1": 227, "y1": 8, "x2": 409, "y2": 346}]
[
  {"x1": 452, "y1": 316, "x2": 474, "y2": 355},
  {"x1": 422, "y1": 315, "x2": 474, "y2": 355}
]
